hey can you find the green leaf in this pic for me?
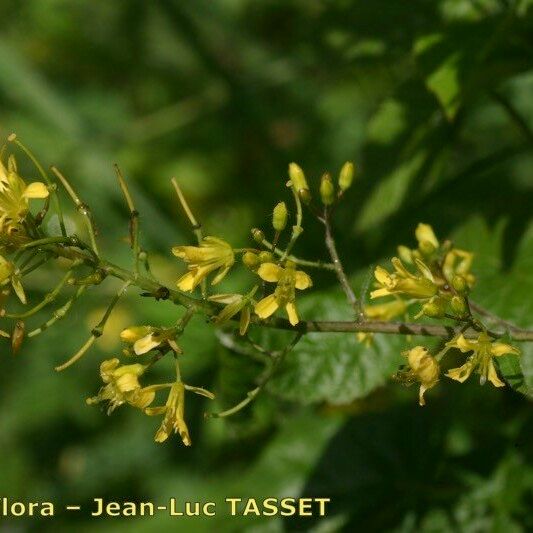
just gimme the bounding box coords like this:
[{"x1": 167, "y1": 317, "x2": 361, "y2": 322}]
[
  {"x1": 415, "y1": 34, "x2": 461, "y2": 120},
  {"x1": 249, "y1": 290, "x2": 406, "y2": 405}
]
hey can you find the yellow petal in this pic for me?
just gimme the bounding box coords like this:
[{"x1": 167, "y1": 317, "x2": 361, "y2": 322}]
[
  {"x1": 115, "y1": 373, "x2": 141, "y2": 393},
  {"x1": 23, "y1": 182, "x2": 49, "y2": 199},
  {"x1": 491, "y1": 342, "x2": 520, "y2": 357},
  {"x1": 446, "y1": 360, "x2": 474, "y2": 383},
  {"x1": 391, "y1": 257, "x2": 413, "y2": 278},
  {"x1": 257, "y1": 263, "x2": 282, "y2": 283},
  {"x1": 414, "y1": 258, "x2": 435, "y2": 282},
  {"x1": 285, "y1": 302, "x2": 299, "y2": 325},
  {"x1": 254, "y1": 294, "x2": 279, "y2": 319},
  {"x1": 448, "y1": 334, "x2": 475, "y2": 353},
  {"x1": 177, "y1": 271, "x2": 196, "y2": 291},
  {"x1": 129, "y1": 389, "x2": 156, "y2": 409},
  {"x1": 487, "y1": 360, "x2": 505, "y2": 387},
  {"x1": 134, "y1": 334, "x2": 161, "y2": 355},
  {"x1": 370, "y1": 287, "x2": 392, "y2": 299},
  {"x1": 374, "y1": 266, "x2": 391, "y2": 285},
  {"x1": 294, "y1": 271, "x2": 312, "y2": 290}
]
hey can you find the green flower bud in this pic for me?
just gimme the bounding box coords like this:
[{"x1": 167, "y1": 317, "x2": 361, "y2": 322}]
[
  {"x1": 288, "y1": 163, "x2": 308, "y2": 192},
  {"x1": 272, "y1": 201, "x2": 288, "y2": 232},
  {"x1": 452, "y1": 275, "x2": 468, "y2": 294},
  {"x1": 251, "y1": 228, "x2": 265, "y2": 244},
  {"x1": 451, "y1": 295, "x2": 467, "y2": 316},
  {"x1": 258, "y1": 251, "x2": 274, "y2": 263},
  {"x1": 421, "y1": 297, "x2": 447, "y2": 318},
  {"x1": 338, "y1": 162, "x2": 355, "y2": 192},
  {"x1": 242, "y1": 251, "x2": 260, "y2": 270},
  {"x1": 397, "y1": 245, "x2": 413, "y2": 264},
  {"x1": 289, "y1": 163, "x2": 311, "y2": 204},
  {"x1": 319, "y1": 173, "x2": 335, "y2": 206}
]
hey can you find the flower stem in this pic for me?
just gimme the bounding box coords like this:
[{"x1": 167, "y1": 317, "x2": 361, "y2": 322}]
[{"x1": 323, "y1": 207, "x2": 362, "y2": 320}]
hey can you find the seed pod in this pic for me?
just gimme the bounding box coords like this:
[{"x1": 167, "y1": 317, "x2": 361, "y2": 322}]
[
  {"x1": 251, "y1": 228, "x2": 265, "y2": 244},
  {"x1": 272, "y1": 202, "x2": 288, "y2": 232},
  {"x1": 319, "y1": 173, "x2": 335, "y2": 206},
  {"x1": 258, "y1": 251, "x2": 274, "y2": 263},
  {"x1": 242, "y1": 251, "x2": 260, "y2": 270},
  {"x1": 338, "y1": 162, "x2": 355, "y2": 192},
  {"x1": 12, "y1": 321, "x2": 25, "y2": 355}
]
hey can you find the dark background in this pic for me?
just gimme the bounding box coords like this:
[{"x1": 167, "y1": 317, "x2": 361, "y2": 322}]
[{"x1": 0, "y1": 1, "x2": 532, "y2": 531}]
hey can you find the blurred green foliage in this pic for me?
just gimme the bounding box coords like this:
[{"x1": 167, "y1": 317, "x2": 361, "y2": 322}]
[{"x1": 0, "y1": 0, "x2": 532, "y2": 531}]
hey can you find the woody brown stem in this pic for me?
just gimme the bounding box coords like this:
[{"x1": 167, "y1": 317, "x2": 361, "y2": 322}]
[{"x1": 34, "y1": 241, "x2": 533, "y2": 343}]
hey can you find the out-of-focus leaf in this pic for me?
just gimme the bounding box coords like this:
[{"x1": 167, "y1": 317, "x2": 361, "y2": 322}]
[{"x1": 415, "y1": 34, "x2": 461, "y2": 120}]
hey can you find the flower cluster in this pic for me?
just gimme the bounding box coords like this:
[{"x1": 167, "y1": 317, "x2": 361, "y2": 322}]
[
  {"x1": 382, "y1": 224, "x2": 521, "y2": 405},
  {"x1": 0, "y1": 141, "x2": 525, "y2": 445}
]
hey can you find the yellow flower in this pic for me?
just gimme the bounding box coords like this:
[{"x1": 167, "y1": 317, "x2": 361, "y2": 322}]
[
  {"x1": 209, "y1": 286, "x2": 258, "y2": 335},
  {"x1": 0, "y1": 254, "x2": 26, "y2": 304},
  {"x1": 401, "y1": 346, "x2": 440, "y2": 406},
  {"x1": 445, "y1": 333, "x2": 520, "y2": 387},
  {"x1": 254, "y1": 261, "x2": 312, "y2": 326},
  {"x1": 371, "y1": 257, "x2": 437, "y2": 300},
  {"x1": 145, "y1": 382, "x2": 214, "y2": 446},
  {"x1": 172, "y1": 236, "x2": 234, "y2": 291},
  {"x1": 120, "y1": 326, "x2": 181, "y2": 355},
  {"x1": 86, "y1": 358, "x2": 155, "y2": 414},
  {"x1": 0, "y1": 155, "x2": 49, "y2": 235},
  {"x1": 442, "y1": 248, "x2": 475, "y2": 288}
]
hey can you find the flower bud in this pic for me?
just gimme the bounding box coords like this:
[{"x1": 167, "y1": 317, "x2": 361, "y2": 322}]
[
  {"x1": 272, "y1": 202, "x2": 288, "y2": 232},
  {"x1": 451, "y1": 295, "x2": 467, "y2": 316},
  {"x1": 421, "y1": 297, "x2": 447, "y2": 318},
  {"x1": 319, "y1": 173, "x2": 335, "y2": 206},
  {"x1": 242, "y1": 251, "x2": 260, "y2": 270},
  {"x1": 11, "y1": 320, "x2": 25, "y2": 355},
  {"x1": 288, "y1": 163, "x2": 309, "y2": 193},
  {"x1": 416, "y1": 224, "x2": 439, "y2": 257},
  {"x1": 338, "y1": 162, "x2": 355, "y2": 192},
  {"x1": 251, "y1": 228, "x2": 265, "y2": 244},
  {"x1": 452, "y1": 275, "x2": 468, "y2": 294},
  {"x1": 419, "y1": 240, "x2": 436, "y2": 257},
  {"x1": 258, "y1": 251, "x2": 274, "y2": 263},
  {"x1": 120, "y1": 326, "x2": 153, "y2": 344},
  {"x1": 397, "y1": 245, "x2": 413, "y2": 264}
]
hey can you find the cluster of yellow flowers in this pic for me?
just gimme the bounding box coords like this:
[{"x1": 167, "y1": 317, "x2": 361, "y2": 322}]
[
  {"x1": 370, "y1": 224, "x2": 521, "y2": 405},
  {"x1": 0, "y1": 141, "x2": 525, "y2": 444},
  {"x1": 0, "y1": 151, "x2": 49, "y2": 313},
  {"x1": 173, "y1": 234, "x2": 313, "y2": 329},
  {"x1": 86, "y1": 357, "x2": 214, "y2": 446},
  {"x1": 170, "y1": 163, "x2": 321, "y2": 330}
]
